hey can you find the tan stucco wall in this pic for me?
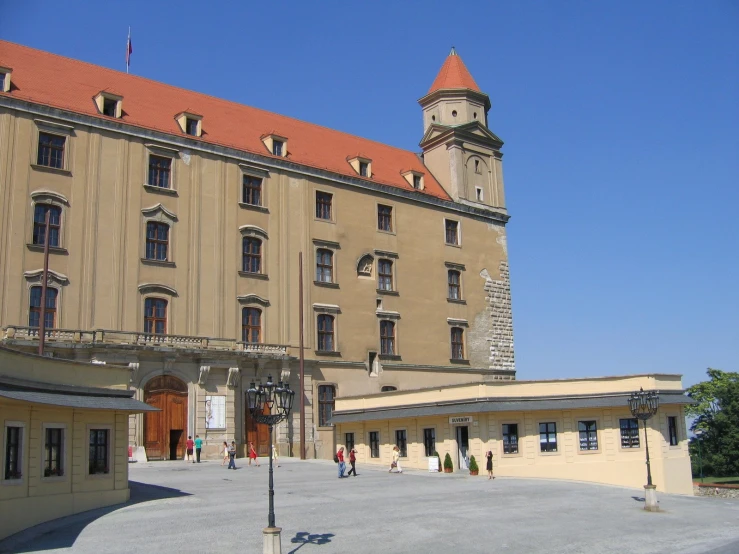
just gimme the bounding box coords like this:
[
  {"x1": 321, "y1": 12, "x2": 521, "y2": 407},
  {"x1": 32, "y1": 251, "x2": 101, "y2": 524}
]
[
  {"x1": 336, "y1": 404, "x2": 693, "y2": 495},
  {"x1": 0, "y1": 399, "x2": 131, "y2": 540}
]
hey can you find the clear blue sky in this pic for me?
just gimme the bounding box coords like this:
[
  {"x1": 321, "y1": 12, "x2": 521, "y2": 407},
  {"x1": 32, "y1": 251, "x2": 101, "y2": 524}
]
[{"x1": 2, "y1": 1, "x2": 737, "y2": 387}]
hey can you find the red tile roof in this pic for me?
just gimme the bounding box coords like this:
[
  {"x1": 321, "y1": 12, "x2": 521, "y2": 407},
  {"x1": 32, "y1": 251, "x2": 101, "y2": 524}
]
[
  {"x1": 428, "y1": 48, "x2": 480, "y2": 94},
  {"x1": 0, "y1": 41, "x2": 452, "y2": 201}
]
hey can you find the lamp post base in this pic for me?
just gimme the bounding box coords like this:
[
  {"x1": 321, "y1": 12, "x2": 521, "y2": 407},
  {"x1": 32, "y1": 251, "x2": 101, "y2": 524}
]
[
  {"x1": 263, "y1": 526, "x2": 282, "y2": 554},
  {"x1": 643, "y1": 485, "x2": 659, "y2": 512}
]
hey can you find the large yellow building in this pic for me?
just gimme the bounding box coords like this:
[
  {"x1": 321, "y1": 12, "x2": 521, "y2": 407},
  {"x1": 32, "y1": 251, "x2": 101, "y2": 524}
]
[{"x1": 0, "y1": 42, "x2": 515, "y2": 460}]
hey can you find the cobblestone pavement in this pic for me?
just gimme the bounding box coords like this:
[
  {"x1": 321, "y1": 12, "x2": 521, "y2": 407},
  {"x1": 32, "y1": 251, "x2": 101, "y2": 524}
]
[{"x1": 2, "y1": 458, "x2": 739, "y2": 554}]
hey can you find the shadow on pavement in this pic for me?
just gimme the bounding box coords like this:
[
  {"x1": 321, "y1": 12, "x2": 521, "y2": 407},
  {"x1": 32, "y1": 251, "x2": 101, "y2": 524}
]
[
  {"x1": 631, "y1": 496, "x2": 646, "y2": 502},
  {"x1": 288, "y1": 531, "x2": 335, "y2": 553},
  {"x1": 0, "y1": 481, "x2": 191, "y2": 553}
]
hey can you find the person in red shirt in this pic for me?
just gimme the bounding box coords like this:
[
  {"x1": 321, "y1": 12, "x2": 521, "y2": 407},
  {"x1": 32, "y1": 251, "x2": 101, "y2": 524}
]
[
  {"x1": 347, "y1": 447, "x2": 357, "y2": 477},
  {"x1": 336, "y1": 446, "x2": 346, "y2": 478},
  {"x1": 185, "y1": 436, "x2": 195, "y2": 463}
]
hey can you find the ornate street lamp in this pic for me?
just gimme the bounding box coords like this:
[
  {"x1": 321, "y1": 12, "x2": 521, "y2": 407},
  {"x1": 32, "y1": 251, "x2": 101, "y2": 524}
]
[
  {"x1": 628, "y1": 387, "x2": 660, "y2": 511},
  {"x1": 247, "y1": 375, "x2": 295, "y2": 554}
]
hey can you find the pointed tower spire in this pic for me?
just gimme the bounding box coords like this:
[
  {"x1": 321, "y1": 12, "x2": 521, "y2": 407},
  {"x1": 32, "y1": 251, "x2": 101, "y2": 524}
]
[{"x1": 427, "y1": 48, "x2": 480, "y2": 94}]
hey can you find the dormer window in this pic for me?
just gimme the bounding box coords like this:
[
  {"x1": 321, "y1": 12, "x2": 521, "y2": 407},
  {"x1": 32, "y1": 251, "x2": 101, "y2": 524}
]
[
  {"x1": 348, "y1": 156, "x2": 372, "y2": 178},
  {"x1": 94, "y1": 91, "x2": 123, "y2": 118},
  {"x1": 0, "y1": 67, "x2": 11, "y2": 93},
  {"x1": 401, "y1": 170, "x2": 424, "y2": 191},
  {"x1": 261, "y1": 134, "x2": 288, "y2": 157},
  {"x1": 175, "y1": 112, "x2": 202, "y2": 137}
]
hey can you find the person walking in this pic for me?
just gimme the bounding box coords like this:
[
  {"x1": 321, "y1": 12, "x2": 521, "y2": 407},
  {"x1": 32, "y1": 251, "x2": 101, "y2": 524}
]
[
  {"x1": 227, "y1": 441, "x2": 237, "y2": 470},
  {"x1": 389, "y1": 445, "x2": 402, "y2": 473},
  {"x1": 486, "y1": 450, "x2": 495, "y2": 479},
  {"x1": 221, "y1": 441, "x2": 229, "y2": 466},
  {"x1": 346, "y1": 447, "x2": 357, "y2": 476},
  {"x1": 248, "y1": 441, "x2": 260, "y2": 467},
  {"x1": 185, "y1": 436, "x2": 195, "y2": 463},
  {"x1": 336, "y1": 446, "x2": 346, "y2": 478},
  {"x1": 194, "y1": 435, "x2": 203, "y2": 463},
  {"x1": 271, "y1": 444, "x2": 280, "y2": 468}
]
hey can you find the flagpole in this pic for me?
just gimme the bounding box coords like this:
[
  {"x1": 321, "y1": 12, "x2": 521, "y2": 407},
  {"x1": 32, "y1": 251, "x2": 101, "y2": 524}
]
[{"x1": 126, "y1": 27, "x2": 131, "y2": 74}]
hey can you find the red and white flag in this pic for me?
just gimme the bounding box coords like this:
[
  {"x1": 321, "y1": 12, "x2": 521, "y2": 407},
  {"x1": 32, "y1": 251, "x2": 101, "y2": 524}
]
[{"x1": 126, "y1": 28, "x2": 133, "y2": 73}]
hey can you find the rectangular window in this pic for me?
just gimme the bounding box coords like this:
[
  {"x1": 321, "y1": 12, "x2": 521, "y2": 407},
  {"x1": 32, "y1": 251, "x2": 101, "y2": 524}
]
[
  {"x1": 316, "y1": 249, "x2": 334, "y2": 283},
  {"x1": 668, "y1": 416, "x2": 678, "y2": 446},
  {"x1": 37, "y1": 132, "x2": 65, "y2": 169},
  {"x1": 33, "y1": 204, "x2": 62, "y2": 247},
  {"x1": 450, "y1": 327, "x2": 464, "y2": 360},
  {"x1": 378, "y1": 204, "x2": 393, "y2": 232},
  {"x1": 378, "y1": 259, "x2": 393, "y2": 291},
  {"x1": 539, "y1": 422, "x2": 557, "y2": 453},
  {"x1": 242, "y1": 237, "x2": 262, "y2": 273},
  {"x1": 359, "y1": 161, "x2": 369, "y2": 177},
  {"x1": 148, "y1": 155, "x2": 172, "y2": 188},
  {"x1": 502, "y1": 424, "x2": 518, "y2": 454},
  {"x1": 316, "y1": 191, "x2": 333, "y2": 220},
  {"x1": 185, "y1": 117, "x2": 199, "y2": 136},
  {"x1": 89, "y1": 429, "x2": 109, "y2": 475},
  {"x1": 145, "y1": 222, "x2": 169, "y2": 261},
  {"x1": 619, "y1": 418, "x2": 640, "y2": 448},
  {"x1": 103, "y1": 98, "x2": 118, "y2": 117},
  {"x1": 380, "y1": 320, "x2": 395, "y2": 356},
  {"x1": 423, "y1": 428, "x2": 436, "y2": 457},
  {"x1": 4, "y1": 426, "x2": 22, "y2": 480},
  {"x1": 412, "y1": 175, "x2": 422, "y2": 189},
  {"x1": 144, "y1": 297, "x2": 167, "y2": 334},
  {"x1": 395, "y1": 429, "x2": 407, "y2": 457},
  {"x1": 578, "y1": 421, "x2": 598, "y2": 451},
  {"x1": 317, "y1": 314, "x2": 335, "y2": 352},
  {"x1": 272, "y1": 140, "x2": 283, "y2": 156},
  {"x1": 241, "y1": 307, "x2": 262, "y2": 343},
  {"x1": 445, "y1": 219, "x2": 459, "y2": 245},
  {"x1": 29, "y1": 286, "x2": 57, "y2": 329},
  {"x1": 448, "y1": 270, "x2": 461, "y2": 300},
  {"x1": 318, "y1": 385, "x2": 335, "y2": 427},
  {"x1": 242, "y1": 175, "x2": 262, "y2": 206},
  {"x1": 345, "y1": 433, "x2": 354, "y2": 452},
  {"x1": 369, "y1": 431, "x2": 379, "y2": 458},
  {"x1": 44, "y1": 427, "x2": 64, "y2": 477}
]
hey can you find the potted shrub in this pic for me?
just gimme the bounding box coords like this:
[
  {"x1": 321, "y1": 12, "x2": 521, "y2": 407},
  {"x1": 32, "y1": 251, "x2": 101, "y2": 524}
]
[
  {"x1": 433, "y1": 450, "x2": 442, "y2": 472},
  {"x1": 469, "y1": 455, "x2": 479, "y2": 476},
  {"x1": 443, "y1": 453, "x2": 454, "y2": 473}
]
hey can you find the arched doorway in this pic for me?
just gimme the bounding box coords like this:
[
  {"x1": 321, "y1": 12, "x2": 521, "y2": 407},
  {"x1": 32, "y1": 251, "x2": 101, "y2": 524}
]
[{"x1": 144, "y1": 375, "x2": 188, "y2": 460}]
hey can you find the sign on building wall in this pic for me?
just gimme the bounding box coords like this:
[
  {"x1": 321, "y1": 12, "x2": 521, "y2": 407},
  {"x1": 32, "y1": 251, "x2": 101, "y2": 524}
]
[
  {"x1": 205, "y1": 396, "x2": 226, "y2": 429},
  {"x1": 449, "y1": 416, "x2": 473, "y2": 425}
]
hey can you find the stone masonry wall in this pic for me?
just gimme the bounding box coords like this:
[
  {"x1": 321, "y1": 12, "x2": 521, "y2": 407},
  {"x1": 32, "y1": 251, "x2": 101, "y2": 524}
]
[{"x1": 482, "y1": 260, "x2": 515, "y2": 373}]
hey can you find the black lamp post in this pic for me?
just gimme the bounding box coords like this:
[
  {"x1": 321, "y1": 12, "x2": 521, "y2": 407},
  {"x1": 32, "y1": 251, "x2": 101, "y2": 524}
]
[
  {"x1": 247, "y1": 375, "x2": 295, "y2": 553},
  {"x1": 628, "y1": 387, "x2": 660, "y2": 511}
]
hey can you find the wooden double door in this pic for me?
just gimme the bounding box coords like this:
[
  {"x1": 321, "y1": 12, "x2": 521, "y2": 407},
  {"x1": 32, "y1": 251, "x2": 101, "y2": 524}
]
[
  {"x1": 246, "y1": 403, "x2": 271, "y2": 457},
  {"x1": 144, "y1": 375, "x2": 188, "y2": 460}
]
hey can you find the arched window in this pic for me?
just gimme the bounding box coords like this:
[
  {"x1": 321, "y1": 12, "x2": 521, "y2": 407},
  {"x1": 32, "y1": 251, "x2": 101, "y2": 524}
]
[
  {"x1": 146, "y1": 222, "x2": 169, "y2": 261},
  {"x1": 242, "y1": 307, "x2": 262, "y2": 343},
  {"x1": 448, "y1": 270, "x2": 461, "y2": 300},
  {"x1": 242, "y1": 237, "x2": 262, "y2": 273},
  {"x1": 29, "y1": 286, "x2": 57, "y2": 328},
  {"x1": 33, "y1": 204, "x2": 62, "y2": 247},
  {"x1": 316, "y1": 249, "x2": 333, "y2": 283},
  {"x1": 451, "y1": 327, "x2": 464, "y2": 360},
  {"x1": 144, "y1": 297, "x2": 168, "y2": 335},
  {"x1": 317, "y1": 314, "x2": 335, "y2": 352},
  {"x1": 380, "y1": 320, "x2": 395, "y2": 356}
]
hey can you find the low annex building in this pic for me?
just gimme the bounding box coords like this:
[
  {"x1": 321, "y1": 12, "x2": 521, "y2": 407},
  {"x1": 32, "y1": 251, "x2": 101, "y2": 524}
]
[
  {"x1": 0, "y1": 345, "x2": 155, "y2": 540},
  {"x1": 331, "y1": 374, "x2": 694, "y2": 494}
]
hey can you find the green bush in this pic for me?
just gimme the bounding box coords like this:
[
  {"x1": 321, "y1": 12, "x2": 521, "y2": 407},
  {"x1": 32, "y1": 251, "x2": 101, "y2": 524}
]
[
  {"x1": 469, "y1": 455, "x2": 479, "y2": 472},
  {"x1": 443, "y1": 452, "x2": 453, "y2": 470}
]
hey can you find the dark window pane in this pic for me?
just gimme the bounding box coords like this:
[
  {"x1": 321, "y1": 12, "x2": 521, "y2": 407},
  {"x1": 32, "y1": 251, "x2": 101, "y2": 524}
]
[
  {"x1": 619, "y1": 418, "x2": 640, "y2": 448},
  {"x1": 241, "y1": 307, "x2": 262, "y2": 343},
  {"x1": 380, "y1": 320, "x2": 395, "y2": 355},
  {"x1": 318, "y1": 385, "x2": 335, "y2": 426},
  {"x1": 578, "y1": 421, "x2": 598, "y2": 451},
  {"x1": 445, "y1": 220, "x2": 459, "y2": 245},
  {"x1": 242, "y1": 175, "x2": 262, "y2": 206},
  {"x1": 148, "y1": 155, "x2": 171, "y2": 188},
  {"x1": 395, "y1": 430, "x2": 407, "y2": 457},
  {"x1": 242, "y1": 238, "x2": 262, "y2": 273},
  {"x1": 502, "y1": 424, "x2": 518, "y2": 454},
  {"x1": 144, "y1": 297, "x2": 167, "y2": 334},
  {"x1": 423, "y1": 428, "x2": 436, "y2": 457},
  {"x1": 317, "y1": 314, "x2": 334, "y2": 352},
  {"x1": 316, "y1": 192, "x2": 332, "y2": 220},
  {"x1": 378, "y1": 205, "x2": 393, "y2": 232},
  {"x1": 33, "y1": 204, "x2": 62, "y2": 247},
  {"x1": 37, "y1": 132, "x2": 65, "y2": 169},
  {"x1": 369, "y1": 431, "x2": 379, "y2": 458},
  {"x1": 539, "y1": 422, "x2": 557, "y2": 452},
  {"x1": 451, "y1": 327, "x2": 464, "y2": 360}
]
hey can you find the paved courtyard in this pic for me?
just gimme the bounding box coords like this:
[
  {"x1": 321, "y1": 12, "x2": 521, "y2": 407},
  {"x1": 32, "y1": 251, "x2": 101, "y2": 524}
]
[{"x1": 2, "y1": 458, "x2": 738, "y2": 554}]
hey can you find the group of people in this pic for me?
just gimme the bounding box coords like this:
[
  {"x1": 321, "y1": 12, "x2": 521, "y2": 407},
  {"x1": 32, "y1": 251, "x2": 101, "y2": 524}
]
[
  {"x1": 221, "y1": 441, "x2": 279, "y2": 470},
  {"x1": 184, "y1": 435, "x2": 203, "y2": 463},
  {"x1": 335, "y1": 446, "x2": 497, "y2": 479}
]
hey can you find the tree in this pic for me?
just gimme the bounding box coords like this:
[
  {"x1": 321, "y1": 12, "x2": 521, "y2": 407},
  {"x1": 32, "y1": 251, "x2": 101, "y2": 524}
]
[{"x1": 687, "y1": 369, "x2": 739, "y2": 477}]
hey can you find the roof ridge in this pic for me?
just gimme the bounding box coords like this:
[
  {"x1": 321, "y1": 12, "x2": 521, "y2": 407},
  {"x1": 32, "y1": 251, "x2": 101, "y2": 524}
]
[{"x1": 0, "y1": 40, "x2": 422, "y2": 158}]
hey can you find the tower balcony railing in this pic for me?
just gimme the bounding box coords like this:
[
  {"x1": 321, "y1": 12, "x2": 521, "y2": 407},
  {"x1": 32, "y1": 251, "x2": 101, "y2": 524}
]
[{"x1": 2, "y1": 325, "x2": 289, "y2": 356}]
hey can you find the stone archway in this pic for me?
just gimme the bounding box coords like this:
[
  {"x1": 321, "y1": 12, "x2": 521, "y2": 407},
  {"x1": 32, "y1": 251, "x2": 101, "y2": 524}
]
[{"x1": 144, "y1": 375, "x2": 188, "y2": 460}]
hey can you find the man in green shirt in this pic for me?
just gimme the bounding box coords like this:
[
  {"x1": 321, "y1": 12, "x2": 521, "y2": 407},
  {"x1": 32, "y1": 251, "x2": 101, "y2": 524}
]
[{"x1": 194, "y1": 435, "x2": 203, "y2": 463}]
